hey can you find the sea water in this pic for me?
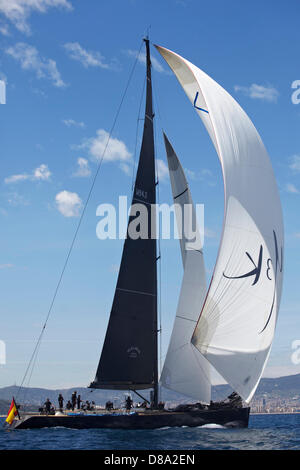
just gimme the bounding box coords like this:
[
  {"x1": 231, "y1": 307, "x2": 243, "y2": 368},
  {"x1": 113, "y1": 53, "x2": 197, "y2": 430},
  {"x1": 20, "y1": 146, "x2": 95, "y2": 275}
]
[{"x1": 0, "y1": 414, "x2": 299, "y2": 450}]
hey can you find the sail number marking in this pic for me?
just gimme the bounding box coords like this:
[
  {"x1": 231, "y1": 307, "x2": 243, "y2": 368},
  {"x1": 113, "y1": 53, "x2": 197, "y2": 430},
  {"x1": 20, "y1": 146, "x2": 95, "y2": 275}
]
[
  {"x1": 193, "y1": 92, "x2": 209, "y2": 114},
  {"x1": 223, "y1": 230, "x2": 283, "y2": 333},
  {"x1": 136, "y1": 188, "x2": 148, "y2": 199}
]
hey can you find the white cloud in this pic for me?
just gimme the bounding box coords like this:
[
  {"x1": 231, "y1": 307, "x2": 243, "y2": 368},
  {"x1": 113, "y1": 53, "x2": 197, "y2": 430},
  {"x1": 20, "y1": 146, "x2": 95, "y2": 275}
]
[
  {"x1": 6, "y1": 42, "x2": 66, "y2": 88},
  {"x1": 5, "y1": 174, "x2": 28, "y2": 184},
  {"x1": 184, "y1": 168, "x2": 196, "y2": 180},
  {"x1": 289, "y1": 155, "x2": 300, "y2": 172},
  {"x1": 109, "y1": 264, "x2": 119, "y2": 273},
  {"x1": 205, "y1": 227, "x2": 217, "y2": 239},
  {"x1": 285, "y1": 183, "x2": 299, "y2": 194},
  {"x1": 55, "y1": 190, "x2": 82, "y2": 217},
  {"x1": 32, "y1": 87, "x2": 47, "y2": 98},
  {"x1": 33, "y1": 163, "x2": 51, "y2": 180},
  {"x1": 156, "y1": 159, "x2": 168, "y2": 182},
  {"x1": 125, "y1": 49, "x2": 167, "y2": 74},
  {"x1": 5, "y1": 163, "x2": 51, "y2": 184},
  {"x1": 7, "y1": 191, "x2": 29, "y2": 206},
  {"x1": 72, "y1": 157, "x2": 91, "y2": 178},
  {"x1": 183, "y1": 167, "x2": 215, "y2": 186},
  {"x1": 0, "y1": 72, "x2": 7, "y2": 83},
  {"x1": 234, "y1": 84, "x2": 279, "y2": 102},
  {"x1": 79, "y1": 129, "x2": 132, "y2": 163},
  {"x1": 185, "y1": 167, "x2": 212, "y2": 179},
  {"x1": 62, "y1": 118, "x2": 85, "y2": 128},
  {"x1": 119, "y1": 162, "x2": 131, "y2": 176},
  {"x1": 0, "y1": 0, "x2": 72, "y2": 34},
  {"x1": 63, "y1": 42, "x2": 110, "y2": 69},
  {"x1": 0, "y1": 21, "x2": 9, "y2": 35},
  {"x1": 0, "y1": 263, "x2": 14, "y2": 269},
  {"x1": 200, "y1": 168, "x2": 213, "y2": 177}
]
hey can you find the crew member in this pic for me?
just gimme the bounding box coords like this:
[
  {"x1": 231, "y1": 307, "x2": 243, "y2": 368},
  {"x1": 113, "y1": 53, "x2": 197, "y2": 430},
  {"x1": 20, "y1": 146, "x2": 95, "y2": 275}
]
[
  {"x1": 77, "y1": 394, "x2": 82, "y2": 410},
  {"x1": 58, "y1": 394, "x2": 64, "y2": 411},
  {"x1": 125, "y1": 396, "x2": 133, "y2": 411},
  {"x1": 71, "y1": 391, "x2": 77, "y2": 411},
  {"x1": 44, "y1": 398, "x2": 52, "y2": 414},
  {"x1": 66, "y1": 400, "x2": 72, "y2": 410}
]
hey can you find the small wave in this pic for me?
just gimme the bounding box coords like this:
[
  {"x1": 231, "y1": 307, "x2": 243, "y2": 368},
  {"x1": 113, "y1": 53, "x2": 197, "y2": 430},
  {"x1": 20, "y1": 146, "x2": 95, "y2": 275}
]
[
  {"x1": 199, "y1": 423, "x2": 226, "y2": 429},
  {"x1": 157, "y1": 425, "x2": 190, "y2": 430}
]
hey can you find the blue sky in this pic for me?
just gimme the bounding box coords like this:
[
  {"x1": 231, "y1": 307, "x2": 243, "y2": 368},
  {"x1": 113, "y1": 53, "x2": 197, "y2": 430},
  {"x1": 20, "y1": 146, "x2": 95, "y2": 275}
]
[{"x1": 1, "y1": 0, "x2": 300, "y2": 389}]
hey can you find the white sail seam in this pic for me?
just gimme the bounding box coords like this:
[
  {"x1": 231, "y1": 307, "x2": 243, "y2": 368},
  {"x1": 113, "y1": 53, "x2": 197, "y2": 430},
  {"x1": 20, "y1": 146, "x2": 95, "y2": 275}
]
[
  {"x1": 116, "y1": 287, "x2": 156, "y2": 297},
  {"x1": 176, "y1": 315, "x2": 197, "y2": 323},
  {"x1": 132, "y1": 197, "x2": 152, "y2": 206}
]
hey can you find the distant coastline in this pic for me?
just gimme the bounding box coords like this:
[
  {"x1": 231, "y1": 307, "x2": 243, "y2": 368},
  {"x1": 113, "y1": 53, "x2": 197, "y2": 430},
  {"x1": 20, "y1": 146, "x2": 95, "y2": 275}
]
[{"x1": 2, "y1": 373, "x2": 300, "y2": 416}]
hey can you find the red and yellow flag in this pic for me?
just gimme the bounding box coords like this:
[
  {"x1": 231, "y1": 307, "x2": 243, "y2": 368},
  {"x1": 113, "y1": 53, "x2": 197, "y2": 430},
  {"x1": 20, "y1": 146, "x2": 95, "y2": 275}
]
[{"x1": 5, "y1": 398, "x2": 19, "y2": 425}]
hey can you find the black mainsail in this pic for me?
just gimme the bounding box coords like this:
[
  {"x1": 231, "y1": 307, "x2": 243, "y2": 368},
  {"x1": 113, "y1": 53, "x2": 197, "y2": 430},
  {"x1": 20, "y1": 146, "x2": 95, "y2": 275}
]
[{"x1": 90, "y1": 39, "x2": 158, "y2": 405}]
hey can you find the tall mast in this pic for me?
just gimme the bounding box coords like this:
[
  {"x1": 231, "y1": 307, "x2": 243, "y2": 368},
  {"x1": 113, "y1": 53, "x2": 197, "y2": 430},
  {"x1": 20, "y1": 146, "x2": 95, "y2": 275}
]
[
  {"x1": 144, "y1": 37, "x2": 159, "y2": 408},
  {"x1": 90, "y1": 39, "x2": 158, "y2": 408}
]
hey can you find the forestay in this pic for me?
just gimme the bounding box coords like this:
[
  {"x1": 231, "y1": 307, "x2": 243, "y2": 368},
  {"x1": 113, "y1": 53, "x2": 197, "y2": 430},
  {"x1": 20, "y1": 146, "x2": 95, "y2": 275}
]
[{"x1": 156, "y1": 45, "x2": 284, "y2": 402}]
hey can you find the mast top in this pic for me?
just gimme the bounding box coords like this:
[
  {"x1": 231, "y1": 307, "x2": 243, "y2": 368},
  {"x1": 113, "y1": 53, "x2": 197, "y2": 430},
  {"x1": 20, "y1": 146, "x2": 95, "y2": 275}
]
[
  {"x1": 143, "y1": 24, "x2": 151, "y2": 43},
  {"x1": 143, "y1": 37, "x2": 151, "y2": 68}
]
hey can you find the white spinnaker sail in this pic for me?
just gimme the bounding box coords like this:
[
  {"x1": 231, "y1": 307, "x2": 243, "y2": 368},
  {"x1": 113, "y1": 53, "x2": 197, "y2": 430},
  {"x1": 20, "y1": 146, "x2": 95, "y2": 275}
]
[
  {"x1": 160, "y1": 133, "x2": 211, "y2": 403},
  {"x1": 156, "y1": 45, "x2": 284, "y2": 403}
]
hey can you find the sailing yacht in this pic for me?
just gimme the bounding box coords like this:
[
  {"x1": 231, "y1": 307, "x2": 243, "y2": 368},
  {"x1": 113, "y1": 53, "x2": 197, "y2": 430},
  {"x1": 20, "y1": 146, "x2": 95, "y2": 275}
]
[{"x1": 11, "y1": 38, "x2": 283, "y2": 430}]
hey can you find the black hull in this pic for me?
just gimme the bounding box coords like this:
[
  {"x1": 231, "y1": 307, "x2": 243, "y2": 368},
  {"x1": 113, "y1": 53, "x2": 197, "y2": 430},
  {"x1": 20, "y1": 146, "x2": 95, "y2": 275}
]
[{"x1": 13, "y1": 407, "x2": 250, "y2": 430}]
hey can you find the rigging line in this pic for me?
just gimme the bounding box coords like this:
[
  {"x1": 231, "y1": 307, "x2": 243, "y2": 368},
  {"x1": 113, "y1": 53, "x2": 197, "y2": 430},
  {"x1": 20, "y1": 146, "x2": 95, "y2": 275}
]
[
  {"x1": 190, "y1": 346, "x2": 211, "y2": 384},
  {"x1": 152, "y1": 59, "x2": 168, "y2": 382},
  {"x1": 200, "y1": 239, "x2": 247, "y2": 326},
  {"x1": 152, "y1": 55, "x2": 186, "y2": 381},
  {"x1": 217, "y1": 239, "x2": 261, "y2": 318},
  {"x1": 208, "y1": 235, "x2": 247, "y2": 315},
  {"x1": 16, "y1": 40, "x2": 144, "y2": 399},
  {"x1": 157, "y1": 155, "x2": 163, "y2": 380},
  {"x1": 21, "y1": 331, "x2": 45, "y2": 405},
  {"x1": 153, "y1": 87, "x2": 162, "y2": 381},
  {"x1": 199, "y1": 239, "x2": 237, "y2": 318},
  {"x1": 131, "y1": 73, "x2": 146, "y2": 193},
  {"x1": 151, "y1": 51, "x2": 165, "y2": 131}
]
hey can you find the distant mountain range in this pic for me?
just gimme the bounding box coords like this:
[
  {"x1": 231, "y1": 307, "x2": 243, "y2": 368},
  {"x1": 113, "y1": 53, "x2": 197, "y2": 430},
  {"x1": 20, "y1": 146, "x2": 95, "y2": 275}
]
[
  {"x1": 1, "y1": 373, "x2": 300, "y2": 414},
  {"x1": 0, "y1": 399, "x2": 10, "y2": 415}
]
